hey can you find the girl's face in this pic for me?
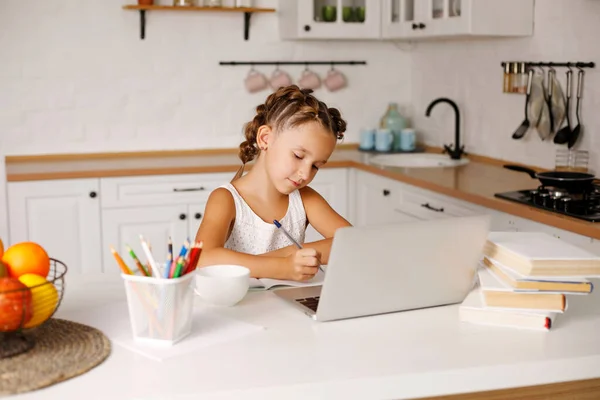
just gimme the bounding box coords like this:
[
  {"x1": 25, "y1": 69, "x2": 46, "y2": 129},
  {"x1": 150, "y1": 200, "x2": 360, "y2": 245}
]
[{"x1": 264, "y1": 122, "x2": 337, "y2": 194}]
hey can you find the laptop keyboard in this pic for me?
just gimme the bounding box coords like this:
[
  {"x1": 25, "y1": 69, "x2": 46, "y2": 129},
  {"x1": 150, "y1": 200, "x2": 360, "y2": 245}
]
[{"x1": 295, "y1": 296, "x2": 320, "y2": 312}]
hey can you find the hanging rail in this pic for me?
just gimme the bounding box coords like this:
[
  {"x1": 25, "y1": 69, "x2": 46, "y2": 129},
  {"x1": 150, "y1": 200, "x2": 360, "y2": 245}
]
[
  {"x1": 500, "y1": 61, "x2": 595, "y2": 69},
  {"x1": 219, "y1": 61, "x2": 367, "y2": 66}
]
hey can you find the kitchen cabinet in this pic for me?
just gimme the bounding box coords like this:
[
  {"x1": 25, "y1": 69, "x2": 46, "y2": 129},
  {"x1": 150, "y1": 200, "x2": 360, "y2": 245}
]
[
  {"x1": 381, "y1": 0, "x2": 534, "y2": 40},
  {"x1": 353, "y1": 171, "x2": 421, "y2": 227},
  {"x1": 100, "y1": 169, "x2": 349, "y2": 270},
  {"x1": 101, "y1": 204, "x2": 203, "y2": 276},
  {"x1": 279, "y1": 0, "x2": 382, "y2": 39},
  {"x1": 7, "y1": 179, "x2": 103, "y2": 275},
  {"x1": 99, "y1": 172, "x2": 232, "y2": 274},
  {"x1": 305, "y1": 168, "x2": 349, "y2": 242}
]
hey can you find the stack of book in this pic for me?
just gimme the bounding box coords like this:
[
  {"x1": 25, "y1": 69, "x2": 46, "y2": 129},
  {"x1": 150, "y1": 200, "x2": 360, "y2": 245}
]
[{"x1": 460, "y1": 231, "x2": 600, "y2": 331}]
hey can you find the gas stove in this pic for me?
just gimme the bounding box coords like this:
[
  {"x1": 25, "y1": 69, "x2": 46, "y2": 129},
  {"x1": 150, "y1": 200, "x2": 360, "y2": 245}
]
[{"x1": 494, "y1": 184, "x2": 600, "y2": 222}]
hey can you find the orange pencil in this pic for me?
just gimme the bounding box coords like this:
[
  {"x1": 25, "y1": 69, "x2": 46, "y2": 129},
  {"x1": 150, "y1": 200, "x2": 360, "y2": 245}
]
[{"x1": 110, "y1": 246, "x2": 133, "y2": 275}]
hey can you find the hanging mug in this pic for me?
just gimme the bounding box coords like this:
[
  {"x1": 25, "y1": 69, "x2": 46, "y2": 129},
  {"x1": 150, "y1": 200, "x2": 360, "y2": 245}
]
[
  {"x1": 298, "y1": 67, "x2": 321, "y2": 90},
  {"x1": 324, "y1": 67, "x2": 347, "y2": 92},
  {"x1": 269, "y1": 67, "x2": 293, "y2": 90},
  {"x1": 244, "y1": 67, "x2": 268, "y2": 93}
]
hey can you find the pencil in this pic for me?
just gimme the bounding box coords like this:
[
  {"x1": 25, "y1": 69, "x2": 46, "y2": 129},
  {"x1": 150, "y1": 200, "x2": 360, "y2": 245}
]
[
  {"x1": 110, "y1": 246, "x2": 133, "y2": 275},
  {"x1": 140, "y1": 235, "x2": 161, "y2": 278},
  {"x1": 273, "y1": 219, "x2": 324, "y2": 273},
  {"x1": 127, "y1": 245, "x2": 150, "y2": 276}
]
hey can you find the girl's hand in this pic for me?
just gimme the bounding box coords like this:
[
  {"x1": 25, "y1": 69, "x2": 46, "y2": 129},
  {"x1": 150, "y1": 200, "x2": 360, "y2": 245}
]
[{"x1": 285, "y1": 248, "x2": 321, "y2": 281}]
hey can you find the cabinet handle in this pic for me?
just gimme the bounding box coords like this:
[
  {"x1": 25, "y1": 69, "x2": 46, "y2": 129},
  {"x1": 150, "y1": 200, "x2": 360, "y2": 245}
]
[
  {"x1": 194, "y1": 212, "x2": 203, "y2": 220},
  {"x1": 89, "y1": 191, "x2": 97, "y2": 198},
  {"x1": 304, "y1": 25, "x2": 311, "y2": 32},
  {"x1": 418, "y1": 22, "x2": 426, "y2": 29},
  {"x1": 382, "y1": 189, "x2": 390, "y2": 196},
  {"x1": 179, "y1": 213, "x2": 187, "y2": 220},
  {"x1": 412, "y1": 23, "x2": 418, "y2": 30},
  {"x1": 421, "y1": 203, "x2": 444, "y2": 212},
  {"x1": 173, "y1": 187, "x2": 205, "y2": 192}
]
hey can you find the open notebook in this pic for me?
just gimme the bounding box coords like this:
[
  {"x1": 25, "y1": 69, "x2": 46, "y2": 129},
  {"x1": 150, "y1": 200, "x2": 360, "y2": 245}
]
[{"x1": 250, "y1": 268, "x2": 325, "y2": 290}]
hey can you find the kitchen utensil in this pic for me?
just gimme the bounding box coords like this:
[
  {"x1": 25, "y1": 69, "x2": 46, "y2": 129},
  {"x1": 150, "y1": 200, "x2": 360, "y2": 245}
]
[
  {"x1": 545, "y1": 68, "x2": 555, "y2": 134},
  {"x1": 528, "y1": 70, "x2": 551, "y2": 140},
  {"x1": 548, "y1": 69, "x2": 566, "y2": 135},
  {"x1": 568, "y1": 69, "x2": 585, "y2": 149},
  {"x1": 553, "y1": 69, "x2": 573, "y2": 144},
  {"x1": 512, "y1": 68, "x2": 534, "y2": 139},
  {"x1": 503, "y1": 165, "x2": 596, "y2": 192}
]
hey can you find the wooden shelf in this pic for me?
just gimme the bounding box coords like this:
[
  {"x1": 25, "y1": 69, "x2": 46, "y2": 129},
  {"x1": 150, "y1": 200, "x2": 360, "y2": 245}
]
[{"x1": 122, "y1": 4, "x2": 276, "y2": 40}]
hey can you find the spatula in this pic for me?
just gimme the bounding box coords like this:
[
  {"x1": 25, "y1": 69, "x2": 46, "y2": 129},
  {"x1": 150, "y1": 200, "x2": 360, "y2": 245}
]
[
  {"x1": 554, "y1": 69, "x2": 572, "y2": 144},
  {"x1": 568, "y1": 69, "x2": 584, "y2": 149},
  {"x1": 512, "y1": 68, "x2": 534, "y2": 139}
]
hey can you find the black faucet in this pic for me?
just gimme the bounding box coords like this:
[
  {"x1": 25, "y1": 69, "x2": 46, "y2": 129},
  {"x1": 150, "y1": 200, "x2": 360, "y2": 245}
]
[{"x1": 425, "y1": 97, "x2": 465, "y2": 160}]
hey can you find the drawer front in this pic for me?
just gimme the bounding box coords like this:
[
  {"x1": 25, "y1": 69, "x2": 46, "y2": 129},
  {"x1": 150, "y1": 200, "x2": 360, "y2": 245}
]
[
  {"x1": 399, "y1": 190, "x2": 482, "y2": 220},
  {"x1": 100, "y1": 172, "x2": 233, "y2": 208}
]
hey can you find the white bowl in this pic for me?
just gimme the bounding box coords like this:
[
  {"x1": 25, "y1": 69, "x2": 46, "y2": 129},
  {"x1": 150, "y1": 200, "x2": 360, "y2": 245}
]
[{"x1": 194, "y1": 265, "x2": 250, "y2": 307}]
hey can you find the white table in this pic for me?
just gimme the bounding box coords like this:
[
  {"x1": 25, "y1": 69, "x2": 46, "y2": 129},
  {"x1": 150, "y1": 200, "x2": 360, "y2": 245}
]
[{"x1": 10, "y1": 278, "x2": 600, "y2": 400}]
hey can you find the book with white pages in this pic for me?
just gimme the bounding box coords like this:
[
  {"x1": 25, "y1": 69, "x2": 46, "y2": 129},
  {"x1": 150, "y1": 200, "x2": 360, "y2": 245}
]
[
  {"x1": 484, "y1": 231, "x2": 600, "y2": 277},
  {"x1": 477, "y1": 267, "x2": 567, "y2": 313},
  {"x1": 459, "y1": 288, "x2": 555, "y2": 331},
  {"x1": 250, "y1": 267, "x2": 325, "y2": 290},
  {"x1": 482, "y1": 257, "x2": 594, "y2": 294}
]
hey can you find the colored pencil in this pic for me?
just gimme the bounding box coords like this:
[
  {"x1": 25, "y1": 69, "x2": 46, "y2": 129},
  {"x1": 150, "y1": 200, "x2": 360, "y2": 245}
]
[
  {"x1": 170, "y1": 239, "x2": 189, "y2": 278},
  {"x1": 126, "y1": 245, "x2": 150, "y2": 276},
  {"x1": 110, "y1": 246, "x2": 133, "y2": 275},
  {"x1": 140, "y1": 235, "x2": 161, "y2": 278}
]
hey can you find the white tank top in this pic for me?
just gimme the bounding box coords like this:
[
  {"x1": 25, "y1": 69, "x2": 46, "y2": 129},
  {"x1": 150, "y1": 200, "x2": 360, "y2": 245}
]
[{"x1": 219, "y1": 183, "x2": 307, "y2": 255}]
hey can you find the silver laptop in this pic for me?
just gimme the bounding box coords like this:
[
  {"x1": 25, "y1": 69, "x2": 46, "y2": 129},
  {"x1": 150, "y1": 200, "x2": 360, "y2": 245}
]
[{"x1": 273, "y1": 214, "x2": 491, "y2": 322}]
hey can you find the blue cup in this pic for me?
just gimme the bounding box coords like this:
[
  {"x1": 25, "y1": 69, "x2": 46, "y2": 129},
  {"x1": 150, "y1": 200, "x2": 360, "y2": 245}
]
[
  {"x1": 359, "y1": 128, "x2": 375, "y2": 150},
  {"x1": 400, "y1": 128, "x2": 416, "y2": 151},
  {"x1": 375, "y1": 129, "x2": 393, "y2": 152}
]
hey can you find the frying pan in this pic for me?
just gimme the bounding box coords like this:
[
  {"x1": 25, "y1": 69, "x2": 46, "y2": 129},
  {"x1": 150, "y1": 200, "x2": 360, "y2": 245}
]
[{"x1": 503, "y1": 165, "x2": 596, "y2": 192}]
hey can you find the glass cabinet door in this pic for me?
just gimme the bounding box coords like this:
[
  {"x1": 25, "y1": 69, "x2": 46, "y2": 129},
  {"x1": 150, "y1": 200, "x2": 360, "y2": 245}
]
[
  {"x1": 424, "y1": 0, "x2": 469, "y2": 35},
  {"x1": 381, "y1": 0, "x2": 419, "y2": 38},
  {"x1": 299, "y1": 0, "x2": 381, "y2": 39}
]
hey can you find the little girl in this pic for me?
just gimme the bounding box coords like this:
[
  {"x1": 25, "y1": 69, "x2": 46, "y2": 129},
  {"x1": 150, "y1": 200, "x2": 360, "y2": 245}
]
[{"x1": 195, "y1": 85, "x2": 351, "y2": 281}]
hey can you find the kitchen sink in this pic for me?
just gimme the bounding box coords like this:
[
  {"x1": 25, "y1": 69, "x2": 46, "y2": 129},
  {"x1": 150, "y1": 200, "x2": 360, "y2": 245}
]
[{"x1": 369, "y1": 153, "x2": 470, "y2": 168}]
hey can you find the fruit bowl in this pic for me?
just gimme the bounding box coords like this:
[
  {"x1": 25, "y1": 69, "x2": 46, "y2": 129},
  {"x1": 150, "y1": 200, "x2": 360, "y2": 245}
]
[{"x1": 0, "y1": 258, "x2": 67, "y2": 359}]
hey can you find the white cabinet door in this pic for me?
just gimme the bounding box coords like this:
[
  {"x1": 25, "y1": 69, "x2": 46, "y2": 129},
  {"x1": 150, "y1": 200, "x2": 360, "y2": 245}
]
[
  {"x1": 354, "y1": 170, "x2": 419, "y2": 227},
  {"x1": 102, "y1": 205, "x2": 188, "y2": 276},
  {"x1": 382, "y1": 0, "x2": 533, "y2": 39},
  {"x1": 187, "y1": 203, "x2": 206, "y2": 241},
  {"x1": 280, "y1": 0, "x2": 381, "y2": 39},
  {"x1": 7, "y1": 179, "x2": 102, "y2": 275},
  {"x1": 305, "y1": 168, "x2": 349, "y2": 243}
]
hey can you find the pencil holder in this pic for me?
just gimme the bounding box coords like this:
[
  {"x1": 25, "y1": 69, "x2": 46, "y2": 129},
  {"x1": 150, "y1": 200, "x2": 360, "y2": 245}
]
[{"x1": 121, "y1": 272, "x2": 195, "y2": 346}]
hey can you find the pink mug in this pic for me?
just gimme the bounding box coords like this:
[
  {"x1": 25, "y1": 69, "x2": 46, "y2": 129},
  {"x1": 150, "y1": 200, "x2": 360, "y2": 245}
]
[
  {"x1": 298, "y1": 69, "x2": 321, "y2": 90},
  {"x1": 324, "y1": 69, "x2": 347, "y2": 92},
  {"x1": 245, "y1": 69, "x2": 268, "y2": 93},
  {"x1": 269, "y1": 68, "x2": 293, "y2": 90}
]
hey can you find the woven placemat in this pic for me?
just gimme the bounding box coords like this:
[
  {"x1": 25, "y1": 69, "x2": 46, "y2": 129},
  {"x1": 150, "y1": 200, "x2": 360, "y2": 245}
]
[{"x1": 0, "y1": 318, "x2": 111, "y2": 396}]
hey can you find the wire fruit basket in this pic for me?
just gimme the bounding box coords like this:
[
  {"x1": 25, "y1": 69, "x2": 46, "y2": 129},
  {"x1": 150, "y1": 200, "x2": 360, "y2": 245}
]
[{"x1": 0, "y1": 258, "x2": 67, "y2": 359}]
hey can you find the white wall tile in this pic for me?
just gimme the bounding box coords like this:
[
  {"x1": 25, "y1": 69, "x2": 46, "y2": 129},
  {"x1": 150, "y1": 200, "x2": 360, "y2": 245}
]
[
  {"x1": 0, "y1": 0, "x2": 412, "y2": 155},
  {"x1": 411, "y1": 0, "x2": 600, "y2": 174}
]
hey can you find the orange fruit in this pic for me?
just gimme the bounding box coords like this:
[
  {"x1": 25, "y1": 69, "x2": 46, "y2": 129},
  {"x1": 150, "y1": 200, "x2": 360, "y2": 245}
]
[
  {"x1": 0, "y1": 238, "x2": 4, "y2": 258},
  {"x1": 2, "y1": 242, "x2": 50, "y2": 279},
  {"x1": 18, "y1": 274, "x2": 58, "y2": 328},
  {"x1": 0, "y1": 277, "x2": 33, "y2": 331}
]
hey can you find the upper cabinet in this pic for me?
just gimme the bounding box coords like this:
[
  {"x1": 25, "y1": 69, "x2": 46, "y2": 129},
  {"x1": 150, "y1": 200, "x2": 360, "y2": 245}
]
[
  {"x1": 280, "y1": 0, "x2": 534, "y2": 40},
  {"x1": 382, "y1": 0, "x2": 534, "y2": 39},
  {"x1": 279, "y1": 0, "x2": 382, "y2": 39}
]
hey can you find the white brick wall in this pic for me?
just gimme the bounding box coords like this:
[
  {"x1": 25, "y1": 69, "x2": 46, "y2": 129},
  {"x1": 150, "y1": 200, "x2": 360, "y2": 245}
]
[
  {"x1": 410, "y1": 0, "x2": 600, "y2": 175},
  {"x1": 0, "y1": 0, "x2": 412, "y2": 155}
]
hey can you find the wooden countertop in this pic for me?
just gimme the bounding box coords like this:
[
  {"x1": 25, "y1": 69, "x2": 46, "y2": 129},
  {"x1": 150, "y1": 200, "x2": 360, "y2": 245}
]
[{"x1": 5, "y1": 145, "x2": 600, "y2": 240}]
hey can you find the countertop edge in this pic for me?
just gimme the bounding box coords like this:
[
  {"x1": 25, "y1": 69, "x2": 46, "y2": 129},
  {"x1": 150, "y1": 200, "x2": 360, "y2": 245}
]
[{"x1": 5, "y1": 149, "x2": 600, "y2": 241}]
